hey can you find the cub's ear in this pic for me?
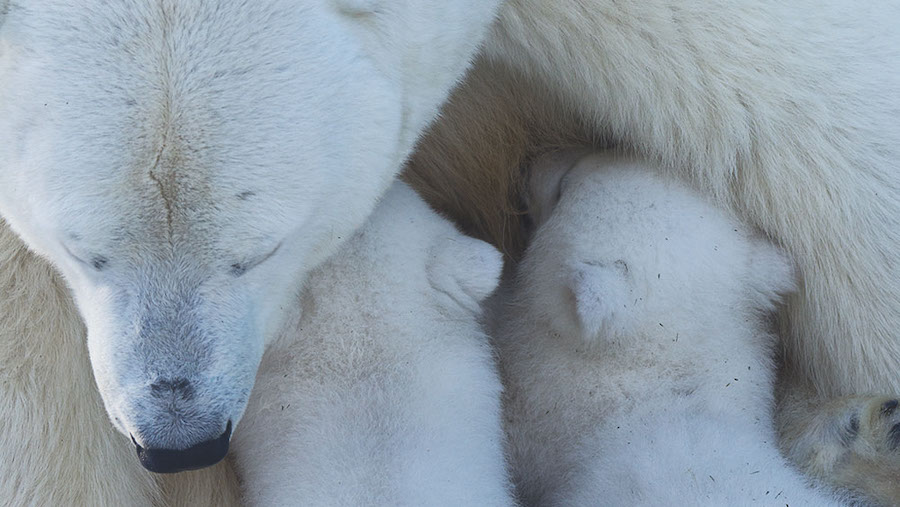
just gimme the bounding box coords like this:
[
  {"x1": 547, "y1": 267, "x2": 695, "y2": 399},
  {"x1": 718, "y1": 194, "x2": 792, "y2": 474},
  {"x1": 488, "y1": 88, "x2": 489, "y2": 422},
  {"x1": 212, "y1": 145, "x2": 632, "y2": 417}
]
[
  {"x1": 427, "y1": 234, "x2": 503, "y2": 314},
  {"x1": 746, "y1": 236, "x2": 797, "y2": 307},
  {"x1": 567, "y1": 260, "x2": 634, "y2": 342}
]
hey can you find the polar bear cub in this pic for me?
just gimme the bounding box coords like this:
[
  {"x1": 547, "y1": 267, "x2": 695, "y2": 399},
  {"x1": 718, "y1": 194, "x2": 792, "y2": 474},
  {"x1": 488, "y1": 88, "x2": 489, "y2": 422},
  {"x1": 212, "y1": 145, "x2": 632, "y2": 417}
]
[
  {"x1": 231, "y1": 181, "x2": 513, "y2": 506},
  {"x1": 493, "y1": 151, "x2": 843, "y2": 505}
]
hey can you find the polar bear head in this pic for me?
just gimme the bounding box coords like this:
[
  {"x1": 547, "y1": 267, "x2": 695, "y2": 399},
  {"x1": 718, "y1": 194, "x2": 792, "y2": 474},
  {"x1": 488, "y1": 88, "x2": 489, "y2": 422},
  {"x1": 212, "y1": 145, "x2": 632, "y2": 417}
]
[
  {"x1": 520, "y1": 151, "x2": 796, "y2": 347},
  {"x1": 0, "y1": 1, "x2": 500, "y2": 471}
]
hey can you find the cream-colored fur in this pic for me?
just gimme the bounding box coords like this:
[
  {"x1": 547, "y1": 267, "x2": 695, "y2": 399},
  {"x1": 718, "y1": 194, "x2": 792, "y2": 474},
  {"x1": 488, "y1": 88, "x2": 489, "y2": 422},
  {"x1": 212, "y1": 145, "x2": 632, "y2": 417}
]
[
  {"x1": 0, "y1": 0, "x2": 502, "y2": 497},
  {"x1": 233, "y1": 182, "x2": 512, "y2": 505},
  {"x1": 1, "y1": 0, "x2": 899, "y2": 501},
  {"x1": 408, "y1": 1, "x2": 900, "y2": 499},
  {"x1": 777, "y1": 379, "x2": 900, "y2": 506},
  {"x1": 0, "y1": 0, "x2": 502, "y2": 460},
  {"x1": 459, "y1": 0, "x2": 900, "y2": 397},
  {"x1": 491, "y1": 150, "x2": 845, "y2": 505}
]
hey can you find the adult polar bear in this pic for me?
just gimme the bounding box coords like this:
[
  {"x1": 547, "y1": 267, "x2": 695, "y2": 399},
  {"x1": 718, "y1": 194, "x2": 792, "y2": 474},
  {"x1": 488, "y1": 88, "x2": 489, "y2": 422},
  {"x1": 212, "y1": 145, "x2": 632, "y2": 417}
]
[{"x1": 0, "y1": 0, "x2": 897, "y2": 501}]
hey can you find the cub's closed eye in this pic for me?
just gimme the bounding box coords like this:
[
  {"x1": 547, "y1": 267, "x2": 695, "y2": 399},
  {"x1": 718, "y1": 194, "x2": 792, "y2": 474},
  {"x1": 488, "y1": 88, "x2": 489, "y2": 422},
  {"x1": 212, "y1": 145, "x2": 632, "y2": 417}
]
[{"x1": 230, "y1": 242, "x2": 282, "y2": 277}]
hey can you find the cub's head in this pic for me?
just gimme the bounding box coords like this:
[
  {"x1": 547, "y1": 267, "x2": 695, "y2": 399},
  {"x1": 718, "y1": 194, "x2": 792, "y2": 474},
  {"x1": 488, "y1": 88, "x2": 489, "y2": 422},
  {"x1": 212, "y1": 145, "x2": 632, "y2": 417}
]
[
  {"x1": 297, "y1": 182, "x2": 505, "y2": 331},
  {"x1": 520, "y1": 151, "x2": 796, "y2": 347},
  {"x1": 329, "y1": 182, "x2": 504, "y2": 322},
  {"x1": 0, "y1": 0, "x2": 500, "y2": 472}
]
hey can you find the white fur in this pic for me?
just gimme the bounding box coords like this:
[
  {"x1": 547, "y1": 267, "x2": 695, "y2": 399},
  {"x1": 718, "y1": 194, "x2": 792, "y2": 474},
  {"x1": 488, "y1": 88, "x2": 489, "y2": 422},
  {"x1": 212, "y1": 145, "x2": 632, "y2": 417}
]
[
  {"x1": 0, "y1": 0, "x2": 898, "y2": 496},
  {"x1": 484, "y1": 0, "x2": 900, "y2": 398},
  {"x1": 232, "y1": 182, "x2": 512, "y2": 505},
  {"x1": 0, "y1": 0, "x2": 499, "y2": 448},
  {"x1": 492, "y1": 152, "x2": 845, "y2": 505},
  {"x1": 0, "y1": 222, "x2": 240, "y2": 507}
]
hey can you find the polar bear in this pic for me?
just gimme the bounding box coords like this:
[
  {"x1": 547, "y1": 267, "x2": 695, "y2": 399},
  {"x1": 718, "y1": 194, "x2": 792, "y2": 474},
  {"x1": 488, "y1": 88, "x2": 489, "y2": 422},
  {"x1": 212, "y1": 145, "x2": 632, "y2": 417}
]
[
  {"x1": 231, "y1": 181, "x2": 512, "y2": 505},
  {"x1": 0, "y1": 1, "x2": 502, "y2": 472},
  {"x1": 490, "y1": 150, "x2": 852, "y2": 505},
  {"x1": 0, "y1": 0, "x2": 898, "y2": 494}
]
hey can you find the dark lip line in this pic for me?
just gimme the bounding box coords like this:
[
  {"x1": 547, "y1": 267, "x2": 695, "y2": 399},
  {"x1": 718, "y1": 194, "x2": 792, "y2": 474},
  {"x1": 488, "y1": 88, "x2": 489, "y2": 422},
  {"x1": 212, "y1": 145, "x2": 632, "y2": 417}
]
[{"x1": 131, "y1": 420, "x2": 233, "y2": 474}]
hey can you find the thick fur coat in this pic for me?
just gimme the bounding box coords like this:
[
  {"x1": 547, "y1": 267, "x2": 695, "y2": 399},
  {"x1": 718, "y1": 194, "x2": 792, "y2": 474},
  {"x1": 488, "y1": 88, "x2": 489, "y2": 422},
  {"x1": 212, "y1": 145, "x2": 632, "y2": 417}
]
[
  {"x1": 232, "y1": 182, "x2": 511, "y2": 506},
  {"x1": 0, "y1": 0, "x2": 898, "y2": 502},
  {"x1": 492, "y1": 151, "x2": 842, "y2": 505}
]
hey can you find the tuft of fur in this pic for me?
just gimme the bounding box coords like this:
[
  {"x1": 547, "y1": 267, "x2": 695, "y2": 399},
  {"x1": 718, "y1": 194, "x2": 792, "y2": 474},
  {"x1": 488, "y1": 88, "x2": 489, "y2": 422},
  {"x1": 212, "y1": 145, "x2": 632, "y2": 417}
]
[
  {"x1": 231, "y1": 182, "x2": 513, "y2": 506},
  {"x1": 492, "y1": 152, "x2": 845, "y2": 504}
]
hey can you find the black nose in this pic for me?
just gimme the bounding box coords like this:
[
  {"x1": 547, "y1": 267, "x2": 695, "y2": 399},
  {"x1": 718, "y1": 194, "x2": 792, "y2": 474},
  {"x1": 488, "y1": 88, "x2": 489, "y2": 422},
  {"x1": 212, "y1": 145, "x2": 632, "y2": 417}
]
[{"x1": 132, "y1": 421, "x2": 232, "y2": 473}]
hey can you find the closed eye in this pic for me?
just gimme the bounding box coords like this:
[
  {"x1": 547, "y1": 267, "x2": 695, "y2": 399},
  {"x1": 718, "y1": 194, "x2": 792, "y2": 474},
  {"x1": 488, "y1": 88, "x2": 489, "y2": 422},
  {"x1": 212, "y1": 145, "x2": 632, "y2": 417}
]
[
  {"x1": 62, "y1": 243, "x2": 109, "y2": 271},
  {"x1": 230, "y1": 242, "x2": 282, "y2": 277}
]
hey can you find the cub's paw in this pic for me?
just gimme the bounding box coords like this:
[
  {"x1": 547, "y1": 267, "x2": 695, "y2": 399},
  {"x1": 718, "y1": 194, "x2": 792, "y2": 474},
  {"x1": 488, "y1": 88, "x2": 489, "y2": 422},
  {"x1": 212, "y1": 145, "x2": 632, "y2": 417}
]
[{"x1": 779, "y1": 394, "x2": 900, "y2": 505}]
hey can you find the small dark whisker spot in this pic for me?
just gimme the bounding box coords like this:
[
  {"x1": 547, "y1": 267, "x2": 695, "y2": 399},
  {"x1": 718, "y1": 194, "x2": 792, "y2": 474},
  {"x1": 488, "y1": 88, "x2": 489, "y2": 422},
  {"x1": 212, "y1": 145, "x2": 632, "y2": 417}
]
[{"x1": 236, "y1": 191, "x2": 256, "y2": 201}]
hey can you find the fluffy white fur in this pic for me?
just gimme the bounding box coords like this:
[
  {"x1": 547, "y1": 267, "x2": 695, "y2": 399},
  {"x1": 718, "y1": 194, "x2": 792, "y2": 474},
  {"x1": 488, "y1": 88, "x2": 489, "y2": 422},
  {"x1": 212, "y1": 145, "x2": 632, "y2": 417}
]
[
  {"x1": 0, "y1": 0, "x2": 898, "y2": 499},
  {"x1": 0, "y1": 0, "x2": 500, "y2": 450},
  {"x1": 483, "y1": 0, "x2": 900, "y2": 400},
  {"x1": 232, "y1": 182, "x2": 512, "y2": 505},
  {"x1": 492, "y1": 151, "x2": 844, "y2": 505}
]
